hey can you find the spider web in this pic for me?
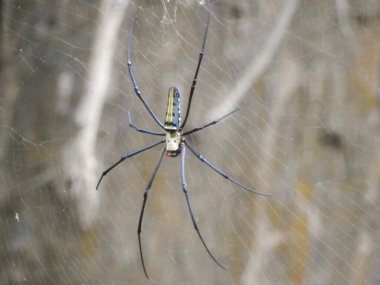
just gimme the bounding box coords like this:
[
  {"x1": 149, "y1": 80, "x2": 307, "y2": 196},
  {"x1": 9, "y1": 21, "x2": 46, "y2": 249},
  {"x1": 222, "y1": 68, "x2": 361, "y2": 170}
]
[{"x1": 1, "y1": 0, "x2": 380, "y2": 284}]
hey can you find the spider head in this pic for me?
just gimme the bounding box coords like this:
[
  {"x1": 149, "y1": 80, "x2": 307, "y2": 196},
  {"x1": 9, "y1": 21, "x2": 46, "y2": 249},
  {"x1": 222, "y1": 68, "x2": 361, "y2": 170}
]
[
  {"x1": 165, "y1": 131, "x2": 181, "y2": 156},
  {"x1": 164, "y1": 86, "x2": 181, "y2": 131}
]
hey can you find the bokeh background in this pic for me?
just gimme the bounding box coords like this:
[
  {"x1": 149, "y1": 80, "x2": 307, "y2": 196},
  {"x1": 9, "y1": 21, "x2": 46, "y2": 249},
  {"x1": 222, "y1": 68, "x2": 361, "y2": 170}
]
[{"x1": 1, "y1": 0, "x2": 380, "y2": 284}]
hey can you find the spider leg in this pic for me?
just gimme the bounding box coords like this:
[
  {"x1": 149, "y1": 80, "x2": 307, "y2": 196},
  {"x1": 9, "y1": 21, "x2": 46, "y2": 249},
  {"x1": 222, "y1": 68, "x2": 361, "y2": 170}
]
[
  {"x1": 185, "y1": 141, "x2": 270, "y2": 196},
  {"x1": 127, "y1": 18, "x2": 165, "y2": 129},
  {"x1": 96, "y1": 139, "x2": 165, "y2": 190},
  {"x1": 128, "y1": 112, "x2": 165, "y2": 136},
  {"x1": 137, "y1": 148, "x2": 165, "y2": 279},
  {"x1": 180, "y1": 146, "x2": 228, "y2": 271},
  {"x1": 183, "y1": 108, "x2": 239, "y2": 136},
  {"x1": 180, "y1": 4, "x2": 211, "y2": 130}
]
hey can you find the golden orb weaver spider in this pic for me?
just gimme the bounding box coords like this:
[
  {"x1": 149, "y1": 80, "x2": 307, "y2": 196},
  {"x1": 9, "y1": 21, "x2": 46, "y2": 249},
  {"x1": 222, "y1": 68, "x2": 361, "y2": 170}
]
[{"x1": 96, "y1": 4, "x2": 270, "y2": 279}]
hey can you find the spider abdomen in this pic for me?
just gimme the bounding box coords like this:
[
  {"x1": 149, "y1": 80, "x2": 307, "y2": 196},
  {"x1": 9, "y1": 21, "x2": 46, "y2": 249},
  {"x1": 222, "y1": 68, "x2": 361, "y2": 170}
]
[{"x1": 164, "y1": 86, "x2": 181, "y2": 131}]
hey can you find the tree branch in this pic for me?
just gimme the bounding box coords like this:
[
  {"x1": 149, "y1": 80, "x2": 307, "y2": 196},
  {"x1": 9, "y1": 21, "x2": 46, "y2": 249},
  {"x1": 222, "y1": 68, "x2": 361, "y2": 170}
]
[{"x1": 208, "y1": 0, "x2": 300, "y2": 119}]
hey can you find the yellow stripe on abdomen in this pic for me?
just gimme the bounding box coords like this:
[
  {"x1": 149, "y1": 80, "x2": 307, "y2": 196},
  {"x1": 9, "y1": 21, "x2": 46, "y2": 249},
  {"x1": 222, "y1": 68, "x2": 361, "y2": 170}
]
[
  {"x1": 166, "y1": 87, "x2": 174, "y2": 124},
  {"x1": 164, "y1": 86, "x2": 180, "y2": 130}
]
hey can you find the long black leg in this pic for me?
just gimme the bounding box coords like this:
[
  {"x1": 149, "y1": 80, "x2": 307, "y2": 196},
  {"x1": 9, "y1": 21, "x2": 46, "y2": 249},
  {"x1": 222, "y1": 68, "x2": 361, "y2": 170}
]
[
  {"x1": 180, "y1": 145, "x2": 228, "y2": 271},
  {"x1": 180, "y1": 4, "x2": 211, "y2": 130},
  {"x1": 138, "y1": 148, "x2": 165, "y2": 279},
  {"x1": 128, "y1": 112, "x2": 165, "y2": 136},
  {"x1": 185, "y1": 141, "x2": 270, "y2": 196},
  {"x1": 127, "y1": 18, "x2": 165, "y2": 129},
  {"x1": 96, "y1": 139, "x2": 165, "y2": 189},
  {"x1": 183, "y1": 108, "x2": 239, "y2": 136}
]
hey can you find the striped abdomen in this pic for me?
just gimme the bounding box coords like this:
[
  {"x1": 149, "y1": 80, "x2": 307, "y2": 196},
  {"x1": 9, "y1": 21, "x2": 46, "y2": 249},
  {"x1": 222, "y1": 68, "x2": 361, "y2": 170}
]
[{"x1": 164, "y1": 87, "x2": 181, "y2": 131}]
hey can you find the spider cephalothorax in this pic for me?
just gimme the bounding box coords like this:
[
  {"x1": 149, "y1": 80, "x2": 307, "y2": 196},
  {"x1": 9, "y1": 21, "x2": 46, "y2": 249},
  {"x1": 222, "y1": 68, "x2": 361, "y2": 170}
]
[
  {"x1": 165, "y1": 131, "x2": 182, "y2": 156},
  {"x1": 96, "y1": 4, "x2": 269, "y2": 279}
]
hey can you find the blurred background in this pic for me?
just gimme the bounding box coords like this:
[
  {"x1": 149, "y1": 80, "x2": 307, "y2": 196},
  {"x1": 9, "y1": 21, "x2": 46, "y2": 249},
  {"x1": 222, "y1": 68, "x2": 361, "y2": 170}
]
[{"x1": 1, "y1": 0, "x2": 380, "y2": 284}]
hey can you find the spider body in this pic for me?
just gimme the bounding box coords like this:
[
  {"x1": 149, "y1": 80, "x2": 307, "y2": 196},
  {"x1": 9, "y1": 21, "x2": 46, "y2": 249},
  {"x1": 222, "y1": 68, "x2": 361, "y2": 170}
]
[
  {"x1": 164, "y1": 87, "x2": 183, "y2": 157},
  {"x1": 96, "y1": 5, "x2": 269, "y2": 279}
]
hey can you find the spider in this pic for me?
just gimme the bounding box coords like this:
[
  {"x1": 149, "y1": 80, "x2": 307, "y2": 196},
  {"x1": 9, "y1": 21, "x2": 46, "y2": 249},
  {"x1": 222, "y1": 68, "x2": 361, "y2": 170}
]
[{"x1": 96, "y1": 5, "x2": 269, "y2": 279}]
